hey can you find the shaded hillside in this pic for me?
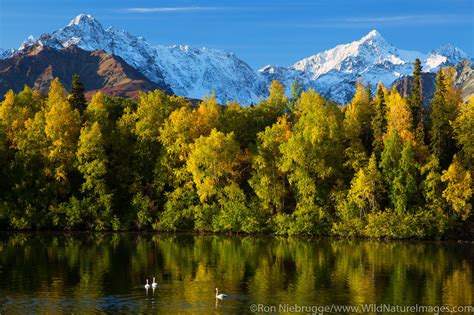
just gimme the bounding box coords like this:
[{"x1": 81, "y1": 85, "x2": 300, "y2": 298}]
[
  {"x1": 0, "y1": 44, "x2": 170, "y2": 98},
  {"x1": 393, "y1": 60, "x2": 474, "y2": 104}
]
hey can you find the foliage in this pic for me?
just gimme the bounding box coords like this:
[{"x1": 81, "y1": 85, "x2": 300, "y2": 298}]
[
  {"x1": 371, "y1": 83, "x2": 387, "y2": 160},
  {"x1": 441, "y1": 156, "x2": 472, "y2": 220},
  {"x1": 0, "y1": 66, "x2": 471, "y2": 238},
  {"x1": 249, "y1": 116, "x2": 291, "y2": 215},
  {"x1": 69, "y1": 74, "x2": 87, "y2": 114},
  {"x1": 452, "y1": 97, "x2": 474, "y2": 168},
  {"x1": 409, "y1": 58, "x2": 425, "y2": 145},
  {"x1": 429, "y1": 69, "x2": 457, "y2": 169}
]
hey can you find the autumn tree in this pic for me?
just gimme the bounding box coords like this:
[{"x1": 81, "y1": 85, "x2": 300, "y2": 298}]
[
  {"x1": 289, "y1": 80, "x2": 303, "y2": 115},
  {"x1": 386, "y1": 87, "x2": 413, "y2": 142},
  {"x1": 249, "y1": 116, "x2": 292, "y2": 214},
  {"x1": 345, "y1": 154, "x2": 385, "y2": 216},
  {"x1": 344, "y1": 82, "x2": 373, "y2": 171},
  {"x1": 452, "y1": 96, "x2": 473, "y2": 168},
  {"x1": 134, "y1": 90, "x2": 182, "y2": 141},
  {"x1": 0, "y1": 87, "x2": 41, "y2": 149},
  {"x1": 75, "y1": 122, "x2": 114, "y2": 230},
  {"x1": 187, "y1": 129, "x2": 241, "y2": 202},
  {"x1": 265, "y1": 80, "x2": 289, "y2": 113},
  {"x1": 441, "y1": 156, "x2": 472, "y2": 220},
  {"x1": 195, "y1": 93, "x2": 222, "y2": 136},
  {"x1": 258, "y1": 80, "x2": 289, "y2": 128},
  {"x1": 85, "y1": 92, "x2": 108, "y2": 127},
  {"x1": 0, "y1": 88, "x2": 51, "y2": 228},
  {"x1": 280, "y1": 89, "x2": 344, "y2": 232},
  {"x1": 44, "y1": 79, "x2": 81, "y2": 186}
]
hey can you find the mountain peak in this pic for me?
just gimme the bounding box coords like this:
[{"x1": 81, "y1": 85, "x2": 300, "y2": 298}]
[
  {"x1": 359, "y1": 30, "x2": 386, "y2": 44},
  {"x1": 364, "y1": 30, "x2": 381, "y2": 38},
  {"x1": 68, "y1": 14, "x2": 99, "y2": 27},
  {"x1": 432, "y1": 43, "x2": 468, "y2": 60}
]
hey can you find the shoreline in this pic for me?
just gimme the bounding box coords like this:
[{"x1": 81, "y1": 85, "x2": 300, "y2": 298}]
[{"x1": 1, "y1": 230, "x2": 473, "y2": 242}]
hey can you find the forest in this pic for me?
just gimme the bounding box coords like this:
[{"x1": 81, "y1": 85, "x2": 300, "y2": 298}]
[{"x1": 0, "y1": 59, "x2": 472, "y2": 239}]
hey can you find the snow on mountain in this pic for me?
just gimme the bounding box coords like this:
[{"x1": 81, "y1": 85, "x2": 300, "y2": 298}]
[
  {"x1": 1, "y1": 15, "x2": 470, "y2": 105},
  {"x1": 259, "y1": 30, "x2": 470, "y2": 104},
  {"x1": 424, "y1": 44, "x2": 469, "y2": 71},
  {"x1": 7, "y1": 14, "x2": 265, "y2": 104},
  {"x1": 0, "y1": 48, "x2": 15, "y2": 59}
]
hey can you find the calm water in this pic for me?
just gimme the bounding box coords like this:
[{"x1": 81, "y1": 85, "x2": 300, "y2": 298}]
[{"x1": 0, "y1": 233, "x2": 473, "y2": 314}]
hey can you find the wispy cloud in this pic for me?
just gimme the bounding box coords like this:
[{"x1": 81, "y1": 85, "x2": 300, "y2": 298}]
[
  {"x1": 288, "y1": 14, "x2": 472, "y2": 28},
  {"x1": 125, "y1": 7, "x2": 221, "y2": 13},
  {"x1": 340, "y1": 15, "x2": 471, "y2": 24}
]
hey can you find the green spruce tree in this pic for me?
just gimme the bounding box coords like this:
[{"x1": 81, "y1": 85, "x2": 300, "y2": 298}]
[
  {"x1": 410, "y1": 58, "x2": 425, "y2": 145},
  {"x1": 372, "y1": 83, "x2": 387, "y2": 160},
  {"x1": 69, "y1": 74, "x2": 87, "y2": 115},
  {"x1": 429, "y1": 69, "x2": 454, "y2": 169},
  {"x1": 392, "y1": 140, "x2": 419, "y2": 213}
]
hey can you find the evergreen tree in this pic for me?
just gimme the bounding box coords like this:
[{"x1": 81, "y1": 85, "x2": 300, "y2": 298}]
[
  {"x1": 429, "y1": 69, "x2": 455, "y2": 169},
  {"x1": 380, "y1": 130, "x2": 403, "y2": 198},
  {"x1": 421, "y1": 155, "x2": 443, "y2": 210},
  {"x1": 371, "y1": 83, "x2": 387, "y2": 160},
  {"x1": 392, "y1": 140, "x2": 419, "y2": 213},
  {"x1": 69, "y1": 74, "x2": 87, "y2": 115},
  {"x1": 410, "y1": 58, "x2": 425, "y2": 145}
]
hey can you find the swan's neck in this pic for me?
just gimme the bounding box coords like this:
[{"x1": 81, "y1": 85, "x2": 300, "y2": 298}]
[{"x1": 146, "y1": 279, "x2": 149, "y2": 284}]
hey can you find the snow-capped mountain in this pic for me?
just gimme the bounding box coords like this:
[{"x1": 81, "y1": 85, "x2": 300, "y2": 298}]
[
  {"x1": 259, "y1": 30, "x2": 470, "y2": 104},
  {"x1": 1, "y1": 15, "x2": 470, "y2": 105},
  {"x1": 7, "y1": 14, "x2": 266, "y2": 104}
]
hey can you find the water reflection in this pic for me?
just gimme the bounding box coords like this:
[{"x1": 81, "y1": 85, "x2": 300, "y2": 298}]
[{"x1": 0, "y1": 233, "x2": 472, "y2": 313}]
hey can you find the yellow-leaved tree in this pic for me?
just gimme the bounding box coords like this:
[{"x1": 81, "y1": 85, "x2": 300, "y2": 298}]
[
  {"x1": 452, "y1": 96, "x2": 474, "y2": 168},
  {"x1": 344, "y1": 81, "x2": 373, "y2": 171},
  {"x1": 187, "y1": 129, "x2": 241, "y2": 202},
  {"x1": 249, "y1": 116, "x2": 292, "y2": 214},
  {"x1": 44, "y1": 78, "x2": 81, "y2": 183},
  {"x1": 386, "y1": 87, "x2": 413, "y2": 142},
  {"x1": 441, "y1": 156, "x2": 472, "y2": 220}
]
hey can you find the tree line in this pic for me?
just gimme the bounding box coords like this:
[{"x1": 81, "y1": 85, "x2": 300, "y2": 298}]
[{"x1": 0, "y1": 61, "x2": 472, "y2": 238}]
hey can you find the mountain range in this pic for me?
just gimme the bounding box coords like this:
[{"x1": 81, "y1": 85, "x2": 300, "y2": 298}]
[
  {"x1": 0, "y1": 14, "x2": 472, "y2": 104},
  {"x1": 0, "y1": 44, "x2": 165, "y2": 98}
]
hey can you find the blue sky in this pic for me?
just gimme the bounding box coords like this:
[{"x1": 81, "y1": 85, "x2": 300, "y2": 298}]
[{"x1": 0, "y1": 0, "x2": 472, "y2": 69}]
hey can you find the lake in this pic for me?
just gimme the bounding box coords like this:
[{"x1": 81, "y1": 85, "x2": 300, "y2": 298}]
[{"x1": 0, "y1": 233, "x2": 473, "y2": 314}]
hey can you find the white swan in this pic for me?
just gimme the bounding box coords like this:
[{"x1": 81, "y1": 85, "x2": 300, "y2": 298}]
[
  {"x1": 144, "y1": 279, "x2": 151, "y2": 290},
  {"x1": 215, "y1": 288, "x2": 228, "y2": 300},
  {"x1": 152, "y1": 277, "x2": 158, "y2": 289}
]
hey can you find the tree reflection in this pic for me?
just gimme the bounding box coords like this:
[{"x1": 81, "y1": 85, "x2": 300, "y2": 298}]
[{"x1": 0, "y1": 233, "x2": 472, "y2": 313}]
